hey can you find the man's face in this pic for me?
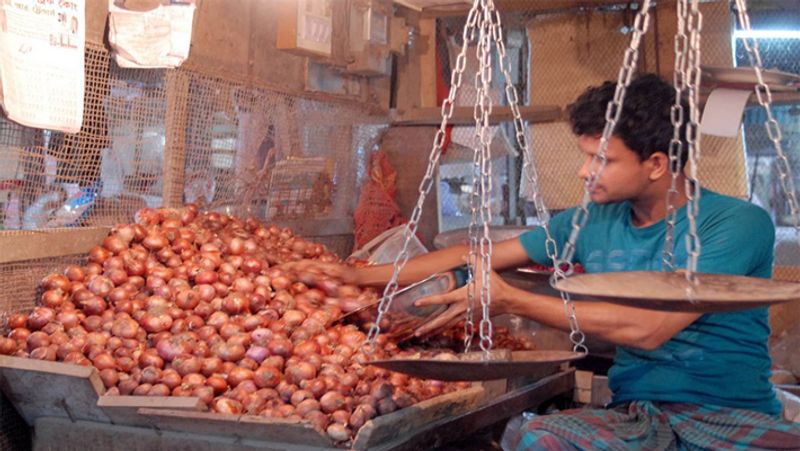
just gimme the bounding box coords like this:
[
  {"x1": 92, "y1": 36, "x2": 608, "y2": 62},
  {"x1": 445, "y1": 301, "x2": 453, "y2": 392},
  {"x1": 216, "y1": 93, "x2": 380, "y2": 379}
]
[{"x1": 576, "y1": 135, "x2": 653, "y2": 204}]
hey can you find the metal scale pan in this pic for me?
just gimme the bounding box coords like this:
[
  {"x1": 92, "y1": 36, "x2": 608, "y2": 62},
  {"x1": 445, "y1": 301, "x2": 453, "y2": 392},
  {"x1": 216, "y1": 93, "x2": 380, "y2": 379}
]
[
  {"x1": 368, "y1": 350, "x2": 585, "y2": 382},
  {"x1": 553, "y1": 271, "x2": 800, "y2": 312}
]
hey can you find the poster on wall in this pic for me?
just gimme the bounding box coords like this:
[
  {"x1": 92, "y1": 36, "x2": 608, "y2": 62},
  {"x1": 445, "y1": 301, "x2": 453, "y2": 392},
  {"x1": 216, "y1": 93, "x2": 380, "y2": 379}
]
[
  {"x1": 0, "y1": 0, "x2": 85, "y2": 133},
  {"x1": 108, "y1": 0, "x2": 196, "y2": 69}
]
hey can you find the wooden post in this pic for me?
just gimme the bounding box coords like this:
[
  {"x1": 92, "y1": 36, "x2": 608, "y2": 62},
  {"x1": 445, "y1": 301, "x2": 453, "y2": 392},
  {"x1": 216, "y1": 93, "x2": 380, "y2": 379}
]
[
  {"x1": 162, "y1": 71, "x2": 190, "y2": 208},
  {"x1": 418, "y1": 18, "x2": 438, "y2": 108}
]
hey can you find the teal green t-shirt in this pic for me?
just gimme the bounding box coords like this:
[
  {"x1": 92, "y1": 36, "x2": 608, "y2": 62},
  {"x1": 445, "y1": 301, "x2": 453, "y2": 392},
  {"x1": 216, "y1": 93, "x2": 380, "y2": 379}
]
[{"x1": 518, "y1": 188, "x2": 781, "y2": 416}]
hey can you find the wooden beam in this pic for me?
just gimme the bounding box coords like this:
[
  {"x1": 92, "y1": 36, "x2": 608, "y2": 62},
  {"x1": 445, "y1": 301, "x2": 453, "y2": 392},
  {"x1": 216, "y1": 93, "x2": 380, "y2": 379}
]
[
  {"x1": 98, "y1": 396, "x2": 205, "y2": 428},
  {"x1": 418, "y1": 18, "x2": 438, "y2": 108},
  {"x1": 418, "y1": 0, "x2": 637, "y2": 18},
  {"x1": 390, "y1": 104, "x2": 563, "y2": 125},
  {"x1": 0, "y1": 227, "x2": 110, "y2": 264},
  {"x1": 162, "y1": 71, "x2": 190, "y2": 208}
]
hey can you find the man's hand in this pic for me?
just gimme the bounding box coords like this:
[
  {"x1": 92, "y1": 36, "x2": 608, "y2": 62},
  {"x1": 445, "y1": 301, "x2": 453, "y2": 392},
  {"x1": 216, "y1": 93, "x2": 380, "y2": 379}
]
[
  {"x1": 279, "y1": 259, "x2": 360, "y2": 285},
  {"x1": 413, "y1": 269, "x2": 515, "y2": 337}
]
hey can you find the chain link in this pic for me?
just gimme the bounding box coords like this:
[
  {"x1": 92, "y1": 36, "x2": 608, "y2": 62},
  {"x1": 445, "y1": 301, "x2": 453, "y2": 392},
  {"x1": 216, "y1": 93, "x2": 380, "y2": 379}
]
[
  {"x1": 734, "y1": 0, "x2": 800, "y2": 248},
  {"x1": 662, "y1": 0, "x2": 689, "y2": 271},
  {"x1": 553, "y1": 0, "x2": 651, "y2": 354},
  {"x1": 366, "y1": 0, "x2": 482, "y2": 347},
  {"x1": 474, "y1": 0, "x2": 495, "y2": 355},
  {"x1": 463, "y1": 147, "x2": 480, "y2": 352},
  {"x1": 682, "y1": 1, "x2": 703, "y2": 294},
  {"x1": 485, "y1": 0, "x2": 586, "y2": 354}
]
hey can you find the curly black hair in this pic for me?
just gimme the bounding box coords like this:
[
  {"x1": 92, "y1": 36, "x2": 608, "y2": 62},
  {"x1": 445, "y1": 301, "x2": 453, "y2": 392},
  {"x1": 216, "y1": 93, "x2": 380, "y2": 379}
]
[{"x1": 568, "y1": 73, "x2": 689, "y2": 168}]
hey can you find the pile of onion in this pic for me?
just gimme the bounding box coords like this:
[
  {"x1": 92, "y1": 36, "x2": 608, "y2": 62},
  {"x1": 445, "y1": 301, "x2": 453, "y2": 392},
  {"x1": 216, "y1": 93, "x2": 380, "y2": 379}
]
[{"x1": 0, "y1": 205, "x2": 472, "y2": 446}]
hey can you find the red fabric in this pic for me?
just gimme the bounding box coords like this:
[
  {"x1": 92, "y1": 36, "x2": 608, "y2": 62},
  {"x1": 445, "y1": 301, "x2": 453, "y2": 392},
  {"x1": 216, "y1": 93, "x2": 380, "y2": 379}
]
[{"x1": 353, "y1": 151, "x2": 407, "y2": 250}]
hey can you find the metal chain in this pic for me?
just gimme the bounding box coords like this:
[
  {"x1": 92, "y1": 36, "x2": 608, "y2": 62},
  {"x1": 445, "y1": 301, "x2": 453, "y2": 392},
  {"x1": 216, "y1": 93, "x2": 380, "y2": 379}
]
[
  {"x1": 682, "y1": 0, "x2": 703, "y2": 291},
  {"x1": 463, "y1": 144, "x2": 480, "y2": 352},
  {"x1": 734, "y1": 0, "x2": 800, "y2": 247},
  {"x1": 662, "y1": 0, "x2": 689, "y2": 271},
  {"x1": 474, "y1": 0, "x2": 495, "y2": 355},
  {"x1": 463, "y1": 16, "x2": 486, "y2": 352},
  {"x1": 486, "y1": 0, "x2": 586, "y2": 354},
  {"x1": 554, "y1": 0, "x2": 651, "y2": 352},
  {"x1": 366, "y1": 0, "x2": 482, "y2": 347}
]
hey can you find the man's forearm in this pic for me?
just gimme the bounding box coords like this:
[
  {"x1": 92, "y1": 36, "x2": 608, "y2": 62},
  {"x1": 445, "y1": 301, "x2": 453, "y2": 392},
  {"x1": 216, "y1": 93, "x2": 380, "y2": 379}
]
[
  {"x1": 352, "y1": 237, "x2": 534, "y2": 287},
  {"x1": 354, "y1": 244, "x2": 470, "y2": 286},
  {"x1": 502, "y1": 284, "x2": 700, "y2": 350}
]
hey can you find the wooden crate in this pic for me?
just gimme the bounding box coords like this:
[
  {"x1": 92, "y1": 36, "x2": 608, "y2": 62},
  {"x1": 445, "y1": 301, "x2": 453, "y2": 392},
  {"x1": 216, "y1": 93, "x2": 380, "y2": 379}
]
[
  {"x1": 1, "y1": 354, "x2": 575, "y2": 449},
  {"x1": 28, "y1": 371, "x2": 574, "y2": 450},
  {"x1": 0, "y1": 356, "x2": 204, "y2": 426}
]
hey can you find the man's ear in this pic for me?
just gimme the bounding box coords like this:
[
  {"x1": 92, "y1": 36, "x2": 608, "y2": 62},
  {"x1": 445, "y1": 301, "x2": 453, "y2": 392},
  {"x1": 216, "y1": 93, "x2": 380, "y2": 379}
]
[{"x1": 646, "y1": 152, "x2": 671, "y2": 180}]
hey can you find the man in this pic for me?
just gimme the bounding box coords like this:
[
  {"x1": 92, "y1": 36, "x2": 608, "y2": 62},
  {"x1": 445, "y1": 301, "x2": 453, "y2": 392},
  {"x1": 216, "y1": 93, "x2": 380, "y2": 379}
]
[{"x1": 288, "y1": 74, "x2": 800, "y2": 448}]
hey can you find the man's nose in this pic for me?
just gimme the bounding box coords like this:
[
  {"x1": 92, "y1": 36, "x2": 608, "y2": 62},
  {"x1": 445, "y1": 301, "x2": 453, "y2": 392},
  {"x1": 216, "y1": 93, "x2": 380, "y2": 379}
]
[{"x1": 577, "y1": 159, "x2": 591, "y2": 180}]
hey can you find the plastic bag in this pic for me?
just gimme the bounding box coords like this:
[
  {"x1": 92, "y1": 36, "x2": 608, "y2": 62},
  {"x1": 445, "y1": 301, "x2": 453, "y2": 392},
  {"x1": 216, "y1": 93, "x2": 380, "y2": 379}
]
[{"x1": 348, "y1": 224, "x2": 427, "y2": 265}]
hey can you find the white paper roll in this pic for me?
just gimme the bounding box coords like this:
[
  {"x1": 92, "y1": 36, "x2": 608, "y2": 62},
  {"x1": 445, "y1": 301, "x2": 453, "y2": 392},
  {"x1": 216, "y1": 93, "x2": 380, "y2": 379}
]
[{"x1": 700, "y1": 88, "x2": 753, "y2": 138}]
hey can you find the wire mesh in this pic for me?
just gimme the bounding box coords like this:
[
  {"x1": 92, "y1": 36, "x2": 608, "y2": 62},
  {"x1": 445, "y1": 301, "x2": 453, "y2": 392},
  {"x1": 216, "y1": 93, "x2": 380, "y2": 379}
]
[
  {"x1": 0, "y1": 32, "x2": 383, "y2": 448},
  {"x1": 431, "y1": 1, "x2": 800, "y2": 273},
  {"x1": 0, "y1": 1, "x2": 798, "y2": 447}
]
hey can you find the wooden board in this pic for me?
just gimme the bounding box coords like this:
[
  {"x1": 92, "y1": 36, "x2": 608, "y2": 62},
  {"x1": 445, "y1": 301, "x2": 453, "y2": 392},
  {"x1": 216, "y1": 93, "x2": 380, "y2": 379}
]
[
  {"x1": 390, "y1": 105, "x2": 562, "y2": 125},
  {"x1": 29, "y1": 372, "x2": 574, "y2": 451},
  {"x1": 554, "y1": 271, "x2": 800, "y2": 312},
  {"x1": 352, "y1": 384, "x2": 486, "y2": 450},
  {"x1": 0, "y1": 227, "x2": 110, "y2": 264},
  {"x1": 0, "y1": 356, "x2": 108, "y2": 425},
  {"x1": 32, "y1": 417, "x2": 327, "y2": 451},
  {"x1": 418, "y1": 18, "x2": 438, "y2": 108},
  {"x1": 394, "y1": 0, "x2": 470, "y2": 12},
  {"x1": 417, "y1": 0, "x2": 644, "y2": 17},
  {"x1": 97, "y1": 396, "x2": 205, "y2": 427},
  {"x1": 358, "y1": 370, "x2": 575, "y2": 451},
  {"x1": 136, "y1": 409, "x2": 333, "y2": 448}
]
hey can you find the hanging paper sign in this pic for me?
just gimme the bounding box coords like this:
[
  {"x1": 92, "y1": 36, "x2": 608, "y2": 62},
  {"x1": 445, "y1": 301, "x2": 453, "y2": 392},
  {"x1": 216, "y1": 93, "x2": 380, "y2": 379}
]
[
  {"x1": 0, "y1": 0, "x2": 86, "y2": 133},
  {"x1": 108, "y1": 0, "x2": 196, "y2": 69}
]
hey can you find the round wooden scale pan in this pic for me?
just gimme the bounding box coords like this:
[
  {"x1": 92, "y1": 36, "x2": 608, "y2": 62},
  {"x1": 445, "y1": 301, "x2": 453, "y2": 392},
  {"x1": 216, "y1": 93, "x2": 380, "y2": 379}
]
[{"x1": 553, "y1": 271, "x2": 800, "y2": 312}]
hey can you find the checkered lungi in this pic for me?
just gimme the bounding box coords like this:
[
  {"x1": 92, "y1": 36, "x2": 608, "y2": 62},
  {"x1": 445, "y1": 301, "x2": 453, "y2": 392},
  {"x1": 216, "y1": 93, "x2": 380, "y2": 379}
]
[{"x1": 504, "y1": 401, "x2": 800, "y2": 450}]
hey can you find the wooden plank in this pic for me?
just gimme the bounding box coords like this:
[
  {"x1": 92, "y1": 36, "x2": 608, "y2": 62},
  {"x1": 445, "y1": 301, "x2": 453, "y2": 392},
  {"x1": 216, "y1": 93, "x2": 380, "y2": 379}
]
[
  {"x1": 479, "y1": 378, "x2": 508, "y2": 401},
  {"x1": 352, "y1": 385, "x2": 486, "y2": 450},
  {"x1": 162, "y1": 71, "x2": 190, "y2": 208},
  {"x1": 394, "y1": 0, "x2": 470, "y2": 11},
  {"x1": 418, "y1": 0, "x2": 634, "y2": 17},
  {"x1": 417, "y1": 18, "x2": 438, "y2": 108},
  {"x1": 591, "y1": 375, "x2": 613, "y2": 407},
  {"x1": 136, "y1": 409, "x2": 333, "y2": 448},
  {"x1": 0, "y1": 227, "x2": 109, "y2": 264},
  {"x1": 33, "y1": 417, "x2": 329, "y2": 451},
  {"x1": 85, "y1": 0, "x2": 110, "y2": 45},
  {"x1": 769, "y1": 266, "x2": 800, "y2": 337},
  {"x1": 97, "y1": 396, "x2": 205, "y2": 427},
  {"x1": 654, "y1": 0, "x2": 678, "y2": 81},
  {"x1": 371, "y1": 370, "x2": 575, "y2": 451},
  {"x1": 390, "y1": 105, "x2": 563, "y2": 125},
  {"x1": 0, "y1": 355, "x2": 108, "y2": 425}
]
